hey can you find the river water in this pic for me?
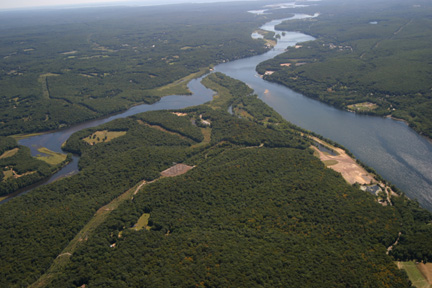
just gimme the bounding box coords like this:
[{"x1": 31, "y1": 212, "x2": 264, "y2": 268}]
[{"x1": 7, "y1": 13, "x2": 432, "y2": 211}]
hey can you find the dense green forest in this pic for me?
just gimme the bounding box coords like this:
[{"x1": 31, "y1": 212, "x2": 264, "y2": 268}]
[
  {"x1": 0, "y1": 2, "x2": 285, "y2": 136},
  {"x1": 257, "y1": 0, "x2": 432, "y2": 138},
  {"x1": 0, "y1": 1, "x2": 288, "y2": 197},
  {"x1": 0, "y1": 72, "x2": 431, "y2": 287},
  {"x1": 1, "y1": 1, "x2": 432, "y2": 287}
]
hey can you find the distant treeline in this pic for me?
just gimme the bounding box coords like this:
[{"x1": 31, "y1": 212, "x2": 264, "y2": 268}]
[{"x1": 0, "y1": 2, "x2": 274, "y2": 136}]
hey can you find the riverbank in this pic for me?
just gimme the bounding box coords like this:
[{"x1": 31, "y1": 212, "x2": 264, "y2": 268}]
[
  {"x1": 311, "y1": 137, "x2": 374, "y2": 185},
  {"x1": 310, "y1": 136, "x2": 398, "y2": 206},
  {"x1": 10, "y1": 68, "x2": 211, "y2": 142}
]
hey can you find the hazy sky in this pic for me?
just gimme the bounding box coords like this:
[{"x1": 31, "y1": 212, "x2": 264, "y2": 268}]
[{"x1": 0, "y1": 0, "x2": 254, "y2": 10}]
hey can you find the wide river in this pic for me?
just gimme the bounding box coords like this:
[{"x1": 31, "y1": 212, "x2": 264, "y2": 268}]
[{"x1": 7, "y1": 14, "x2": 432, "y2": 211}]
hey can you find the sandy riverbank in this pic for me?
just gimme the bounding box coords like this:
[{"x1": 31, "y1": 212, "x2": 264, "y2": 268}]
[{"x1": 311, "y1": 137, "x2": 374, "y2": 185}]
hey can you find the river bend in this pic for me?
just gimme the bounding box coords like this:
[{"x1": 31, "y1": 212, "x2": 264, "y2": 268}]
[{"x1": 6, "y1": 13, "x2": 432, "y2": 211}]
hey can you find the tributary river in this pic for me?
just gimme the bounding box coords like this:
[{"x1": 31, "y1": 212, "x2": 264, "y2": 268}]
[{"x1": 7, "y1": 13, "x2": 432, "y2": 212}]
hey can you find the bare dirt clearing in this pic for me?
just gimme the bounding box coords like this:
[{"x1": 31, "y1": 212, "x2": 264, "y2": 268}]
[
  {"x1": 161, "y1": 164, "x2": 194, "y2": 177},
  {"x1": 311, "y1": 137, "x2": 374, "y2": 185}
]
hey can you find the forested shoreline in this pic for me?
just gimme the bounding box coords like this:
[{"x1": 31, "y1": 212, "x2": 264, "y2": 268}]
[
  {"x1": 0, "y1": 2, "x2": 281, "y2": 136},
  {"x1": 0, "y1": 72, "x2": 431, "y2": 287},
  {"x1": 257, "y1": 0, "x2": 432, "y2": 138},
  {"x1": 1, "y1": 1, "x2": 432, "y2": 287},
  {"x1": 0, "y1": 2, "x2": 283, "y2": 198}
]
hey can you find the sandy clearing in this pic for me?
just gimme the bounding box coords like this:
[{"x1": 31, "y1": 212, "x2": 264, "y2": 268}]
[
  {"x1": 311, "y1": 137, "x2": 374, "y2": 185},
  {"x1": 161, "y1": 164, "x2": 194, "y2": 177},
  {"x1": 172, "y1": 112, "x2": 188, "y2": 116}
]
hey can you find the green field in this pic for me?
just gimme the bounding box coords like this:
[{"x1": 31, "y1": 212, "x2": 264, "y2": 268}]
[
  {"x1": 83, "y1": 130, "x2": 127, "y2": 145},
  {"x1": 347, "y1": 102, "x2": 378, "y2": 112},
  {"x1": 36, "y1": 148, "x2": 68, "y2": 166},
  {"x1": 397, "y1": 262, "x2": 431, "y2": 288},
  {"x1": 2, "y1": 169, "x2": 14, "y2": 180},
  {"x1": 323, "y1": 160, "x2": 338, "y2": 166},
  {"x1": 133, "y1": 213, "x2": 151, "y2": 231}
]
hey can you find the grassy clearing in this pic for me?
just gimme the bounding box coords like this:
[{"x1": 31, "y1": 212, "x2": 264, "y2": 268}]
[
  {"x1": 397, "y1": 261, "x2": 431, "y2": 288},
  {"x1": 36, "y1": 148, "x2": 67, "y2": 166},
  {"x1": 192, "y1": 127, "x2": 212, "y2": 148},
  {"x1": 83, "y1": 130, "x2": 127, "y2": 145},
  {"x1": 201, "y1": 127, "x2": 212, "y2": 145},
  {"x1": 0, "y1": 148, "x2": 19, "y2": 159},
  {"x1": 323, "y1": 160, "x2": 338, "y2": 166},
  {"x1": 236, "y1": 108, "x2": 254, "y2": 120},
  {"x1": 2, "y1": 169, "x2": 14, "y2": 180},
  {"x1": 253, "y1": 29, "x2": 276, "y2": 47},
  {"x1": 11, "y1": 132, "x2": 45, "y2": 140},
  {"x1": 38, "y1": 73, "x2": 60, "y2": 99},
  {"x1": 201, "y1": 77, "x2": 232, "y2": 110},
  {"x1": 347, "y1": 102, "x2": 378, "y2": 112},
  {"x1": 133, "y1": 213, "x2": 151, "y2": 231},
  {"x1": 152, "y1": 68, "x2": 209, "y2": 96}
]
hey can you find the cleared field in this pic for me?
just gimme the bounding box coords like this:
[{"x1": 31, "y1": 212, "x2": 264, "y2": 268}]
[
  {"x1": 161, "y1": 164, "x2": 194, "y2": 177},
  {"x1": 36, "y1": 148, "x2": 67, "y2": 166},
  {"x1": 2, "y1": 168, "x2": 36, "y2": 180},
  {"x1": 2, "y1": 169, "x2": 14, "y2": 180},
  {"x1": 142, "y1": 123, "x2": 188, "y2": 140},
  {"x1": 38, "y1": 73, "x2": 60, "y2": 99},
  {"x1": 397, "y1": 261, "x2": 431, "y2": 288},
  {"x1": 0, "y1": 148, "x2": 19, "y2": 159},
  {"x1": 192, "y1": 127, "x2": 212, "y2": 148},
  {"x1": 323, "y1": 160, "x2": 338, "y2": 166},
  {"x1": 347, "y1": 102, "x2": 378, "y2": 112},
  {"x1": 418, "y1": 263, "x2": 432, "y2": 286},
  {"x1": 132, "y1": 213, "x2": 151, "y2": 231},
  {"x1": 83, "y1": 130, "x2": 127, "y2": 145},
  {"x1": 311, "y1": 137, "x2": 374, "y2": 185}
]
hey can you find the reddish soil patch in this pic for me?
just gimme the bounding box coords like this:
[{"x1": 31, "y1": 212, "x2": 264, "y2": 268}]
[{"x1": 161, "y1": 164, "x2": 194, "y2": 177}]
